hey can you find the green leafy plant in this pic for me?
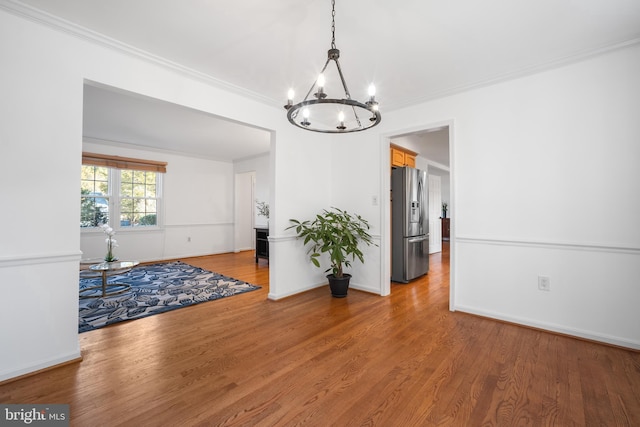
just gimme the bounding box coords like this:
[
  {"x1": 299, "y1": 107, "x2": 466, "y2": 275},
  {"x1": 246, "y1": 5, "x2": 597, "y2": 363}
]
[
  {"x1": 256, "y1": 200, "x2": 270, "y2": 219},
  {"x1": 287, "y1": 207, "x2": 376, "y2": 278},
  {"x1": 80, "y1": 188, "x2": 108, "y2": 227},
  {"x1": 139, "y1": 214, "x2": 157, "y2": 226}
]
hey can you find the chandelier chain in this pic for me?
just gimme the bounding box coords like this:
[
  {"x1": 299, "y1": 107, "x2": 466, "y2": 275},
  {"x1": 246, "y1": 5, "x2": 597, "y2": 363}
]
[{"x1": 331, "y1": 0, "x2": 336, "y2": 49}]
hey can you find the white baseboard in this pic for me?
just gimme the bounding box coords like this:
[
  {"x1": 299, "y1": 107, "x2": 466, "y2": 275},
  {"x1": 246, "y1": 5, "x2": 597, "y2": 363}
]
[
  {"x1": 349, "y1": 282, "x2": 381, "y2": 295},
  {"x1": 268, "y1": 280, "x2": 380, "y2": 300},
  {"x1": 454, "y1": 304, "x2": 640, "y2": 350},
  {"x1": 0, "y1": 350, "x2": 82, "y2": 383},
  {"x1": 268, "y1": 281, "x2": 326, "y2": 300}
]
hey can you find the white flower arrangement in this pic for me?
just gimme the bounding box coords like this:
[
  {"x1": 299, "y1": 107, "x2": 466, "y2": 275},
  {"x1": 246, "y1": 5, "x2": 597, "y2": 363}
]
[{"x1": 100, "y1": 223, "x2": 119, "y2": 262}]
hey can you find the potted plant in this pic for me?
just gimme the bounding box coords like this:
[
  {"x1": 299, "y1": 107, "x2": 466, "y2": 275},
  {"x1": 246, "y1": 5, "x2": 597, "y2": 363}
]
[
  {"x1": 287, "y1": 207, "x2": 376, "y2": 298},
  {"x1": 256, "y1": 199, "x2": 270, "y2": 226}
]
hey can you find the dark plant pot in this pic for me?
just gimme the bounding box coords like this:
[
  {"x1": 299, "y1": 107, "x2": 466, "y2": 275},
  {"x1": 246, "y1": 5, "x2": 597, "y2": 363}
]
[{"x1": 327, "y1": 274, "x2": 351, "y2": 298}]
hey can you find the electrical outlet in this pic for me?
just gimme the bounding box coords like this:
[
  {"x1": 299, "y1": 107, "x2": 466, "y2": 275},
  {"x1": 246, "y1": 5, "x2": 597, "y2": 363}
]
[
  {"x1": 372, "y1": 195, "x2": 378, "y2": 206},
  {"x1": 538, "y1": 275, "x2": 550, "y2": 291},
  {"x1": 187, "y1": 236, "x2": 191, "y2": 242}
]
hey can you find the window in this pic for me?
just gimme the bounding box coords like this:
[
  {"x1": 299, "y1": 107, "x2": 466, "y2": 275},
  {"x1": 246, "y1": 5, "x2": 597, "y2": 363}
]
[
  {"x1": 80, "y1": 153, "x2": 166, "y2": 229},
  {"x1": 80, "y1": 165, "x2": 110, "y2": 227},
  {"x1": 119, "y1": 170, "x2": 158, "y2": 227}
]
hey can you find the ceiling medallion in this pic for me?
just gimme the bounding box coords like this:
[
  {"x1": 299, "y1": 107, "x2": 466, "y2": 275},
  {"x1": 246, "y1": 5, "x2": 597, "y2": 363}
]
[{"x1": 284, "y1": 0, "x2": 381, "y2": 133}]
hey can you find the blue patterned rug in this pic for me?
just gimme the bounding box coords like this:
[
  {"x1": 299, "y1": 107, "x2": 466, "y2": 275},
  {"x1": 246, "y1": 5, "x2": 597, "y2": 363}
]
[{"x1": 79, "y1": 261, "x2": 261, "y2": 333}]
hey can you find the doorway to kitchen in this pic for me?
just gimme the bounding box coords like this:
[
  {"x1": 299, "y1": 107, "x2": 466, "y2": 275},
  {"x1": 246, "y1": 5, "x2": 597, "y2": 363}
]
[{"x1": 386, "y1": 124, "x2": 452, "y2": 297}]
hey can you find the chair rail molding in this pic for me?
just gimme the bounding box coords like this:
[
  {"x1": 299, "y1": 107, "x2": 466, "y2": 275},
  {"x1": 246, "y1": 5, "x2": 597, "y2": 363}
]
[
  {"x1": 455, "y1": 235, "x2": 640, "y2": 255},
  {"x1": 0, "y1": 251, "x2": 82, "y2": 268}
]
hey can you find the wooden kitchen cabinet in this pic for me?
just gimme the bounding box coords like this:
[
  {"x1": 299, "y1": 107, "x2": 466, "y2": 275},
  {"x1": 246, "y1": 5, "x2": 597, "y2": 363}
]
[
  {"x1": 391, "y1": 147, "x2": 405, "y2": 166},
  {"x1": 405, "y1": 154, "x2": 416, "y2": 168},
  {"x1": 390, "y1": 144, "x2": 417, "y2": 168}
]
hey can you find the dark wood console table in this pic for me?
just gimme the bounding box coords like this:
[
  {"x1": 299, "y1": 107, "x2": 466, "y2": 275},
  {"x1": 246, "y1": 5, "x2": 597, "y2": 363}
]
[
  {"x1": 255, "y1": 227, "x2": 269, "y2": 263},
  {"x1": 441, "y1": 218, "x2": 450, "y2": 241}
]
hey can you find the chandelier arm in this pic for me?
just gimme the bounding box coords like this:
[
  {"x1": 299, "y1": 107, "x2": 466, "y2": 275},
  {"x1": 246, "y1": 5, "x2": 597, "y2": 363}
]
[
  {"x1": 334, "y1": 57, "x2": 364, "y2": 128},
  {"x1": 332, "y1": 57, "x2": 352, "y2": 100},
  {"x1": 350, "y1": 104, "x2": 363, "y2": 129}
]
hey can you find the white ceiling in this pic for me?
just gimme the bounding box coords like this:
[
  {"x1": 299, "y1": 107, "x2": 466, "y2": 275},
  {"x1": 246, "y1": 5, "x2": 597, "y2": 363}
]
[
  {"x1": 393, "y1": 128, "x2": 450, "y2": 169},
  {"x1": 10, "y1": 0, "x2": 640, "y2": 161}
]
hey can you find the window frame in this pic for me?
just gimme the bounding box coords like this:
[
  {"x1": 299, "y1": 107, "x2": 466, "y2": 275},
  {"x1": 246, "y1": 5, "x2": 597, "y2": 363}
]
[
  {"x1": 80, "y1": 161, "x2": 163, "y2": 232},
  {"x1": 80, "y1": 164, "x2": 111, "y2": 228},
  {"x1": 117, "y1": 168, "x2": 162, "y2": 229}
]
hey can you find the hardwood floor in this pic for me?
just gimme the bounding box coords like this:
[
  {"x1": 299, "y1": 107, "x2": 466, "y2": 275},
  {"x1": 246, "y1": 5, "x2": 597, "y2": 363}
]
[{"x1": 2, "y1": 245, "x2": 639, "y2": 426}]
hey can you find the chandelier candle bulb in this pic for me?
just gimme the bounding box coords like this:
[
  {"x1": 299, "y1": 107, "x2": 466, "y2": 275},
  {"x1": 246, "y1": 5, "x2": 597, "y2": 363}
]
[
  {"x1": 315, "y1": 74, "x2": 327, "y2": 99},
  {"x1": 337, "y1": 111, "x2": 346, "y2": 130},
  {"x1": 366, "y1": 84, "x2": 379, "y2": 107},
  {"x1": 301, "y1": 108, "x2": 311, "y2": 127},
  {"x1": 285, "y1": 89, "x2": 295, "y2": 109},
  {"x1": 368, "y1": 84, "x2": 376, "y2": 98}
]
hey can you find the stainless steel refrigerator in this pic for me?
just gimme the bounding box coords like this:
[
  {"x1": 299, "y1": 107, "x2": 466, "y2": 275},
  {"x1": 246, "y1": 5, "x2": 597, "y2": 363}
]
[{"x1": 391, "y1": 166, "x2": 429, "y2": 283}]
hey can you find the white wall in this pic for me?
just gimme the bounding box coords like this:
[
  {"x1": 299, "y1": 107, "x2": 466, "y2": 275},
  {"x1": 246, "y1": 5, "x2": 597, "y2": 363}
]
[
  {"x1": 279, "y1": 41, "x2": 640, "y2": 352},
  {"x1": 268, "y1": 128, "x2": 334, "y2": 299},
  {"x1": 2, "y1": 3, "x2": 638, "y2": 383},
  {"x1": 0, "y1": 6, "x2": 326, "y2": 380},
  {"x1": 1, "y1": 8, "x2": 85, "y2": 381},
  {"x1": 328, "y1": 132, "x2": 384, "y2": 294},
  {"x1": 381, "y1": 44, "x2": 640, "y2": 349},
  {"x1": 235, "y1": 153, "x2": 270, "y2": 226}
]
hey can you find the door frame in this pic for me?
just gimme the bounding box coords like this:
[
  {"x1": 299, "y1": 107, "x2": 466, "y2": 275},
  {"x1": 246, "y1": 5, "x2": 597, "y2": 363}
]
[
  {"x1": 380, "y1": 120, "x2": 455, "y2": 311},
  {"x1": 234, "y1": 171, "x2": 256, "y2": 252}
]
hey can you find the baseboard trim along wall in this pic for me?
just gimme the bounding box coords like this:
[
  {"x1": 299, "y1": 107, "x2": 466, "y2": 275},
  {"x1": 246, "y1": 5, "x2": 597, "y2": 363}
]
[
  {"x1": 454, "y1": 236, "x2": 640, "y2": 350},
  {"x1": 456, "y1": 305, "x2": 640, "y2": 350},
  {"x1": 349, "y1": 282, "x2": 381, "y2": 295},
  {"x1": 268, "y1": 280, "x2": 326, "y2": 301},
  {"x1": 0, "y1": 351, "x2": 82, "y2": 384}
]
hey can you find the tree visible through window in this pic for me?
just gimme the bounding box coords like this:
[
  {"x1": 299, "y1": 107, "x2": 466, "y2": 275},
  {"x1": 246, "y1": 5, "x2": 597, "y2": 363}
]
[
  {"x1": 80, "y1": 165, "x2": 109, "y2": 227},
  {"x1": 80, "y1": 164, "x2": 160, "y2": 229},
  {"x1": 120, "y1": 170, "x2": 157, "y2": 227}
]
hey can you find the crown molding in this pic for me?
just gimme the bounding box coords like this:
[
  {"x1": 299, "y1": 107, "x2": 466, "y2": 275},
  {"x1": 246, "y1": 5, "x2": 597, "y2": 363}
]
[{"x1": 0, "y1": 0, "x2": 281, "y2": 108}]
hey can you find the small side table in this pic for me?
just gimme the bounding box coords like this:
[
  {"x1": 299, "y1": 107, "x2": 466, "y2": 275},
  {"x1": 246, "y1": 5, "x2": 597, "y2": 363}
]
[
  {"x1": 80, "y1": 261, "x2": 139, "y2": 299},
  {"x1": 255, "y1": 227, "x2": 269, "y2": 263}
]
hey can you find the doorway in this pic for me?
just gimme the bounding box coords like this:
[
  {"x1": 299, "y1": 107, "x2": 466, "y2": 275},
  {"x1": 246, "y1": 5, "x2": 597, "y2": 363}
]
[
  {"x1": 384, "y1": 124, "x2": 452, "y2": 299},
  {"x1": 234, "y1": 171, "x2": 256, "y2": 252}
]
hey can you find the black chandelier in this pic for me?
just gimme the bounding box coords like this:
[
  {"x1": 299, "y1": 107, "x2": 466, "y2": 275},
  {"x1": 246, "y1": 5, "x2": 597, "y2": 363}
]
[{"x1": 284, "y1": 0, "x2": 381, "y2": 133}]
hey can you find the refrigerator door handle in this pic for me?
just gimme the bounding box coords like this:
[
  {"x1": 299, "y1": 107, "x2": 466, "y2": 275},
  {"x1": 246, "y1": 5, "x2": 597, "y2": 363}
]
[
  {"x1": 417, "y1": 179, "x2": 424, "y2": 225},
  {"x1": 408, "y1": 235, "x2": 429, "y2": 243}
]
